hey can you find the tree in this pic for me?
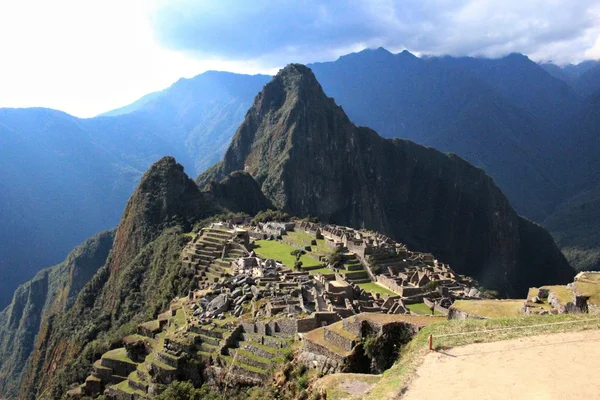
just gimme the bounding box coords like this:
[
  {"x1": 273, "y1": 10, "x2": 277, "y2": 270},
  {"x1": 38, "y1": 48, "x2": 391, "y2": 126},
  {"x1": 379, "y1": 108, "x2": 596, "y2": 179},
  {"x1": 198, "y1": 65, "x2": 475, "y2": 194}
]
[
  {"x1": 327, "y1": 247, "x2": 344, "y2": 268},
  {"x1": 291, "y1": 249, "x2": 305, "y2": 261},
  {"x1": 155, "y1": 381, "x2": 219, "y2": 400}
]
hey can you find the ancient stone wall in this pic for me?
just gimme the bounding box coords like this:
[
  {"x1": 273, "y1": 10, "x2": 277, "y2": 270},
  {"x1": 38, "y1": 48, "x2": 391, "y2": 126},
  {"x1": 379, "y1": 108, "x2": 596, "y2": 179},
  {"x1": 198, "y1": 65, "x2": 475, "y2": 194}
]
[
  {"x1": 377, "y1": 275, "x2": 402, "y2": 294},
  {"x1": 100, "y1": 358, "x2": 137, "y2": 377},
  {"x1": 221, "y1": 325, "x2": 244, "y2": 353},
  {"x1": 297, "y1": 317, "x2": 319, "y2": 333},
  {"x1": 341, "y1": 318, "x2": 363, "y2": 336},
  {"x1": 302, "y1": 336, "x2": 346, "y2": 363},
  {"x1": 323, "y1": 328, "x2": 356, "y2": 351}
]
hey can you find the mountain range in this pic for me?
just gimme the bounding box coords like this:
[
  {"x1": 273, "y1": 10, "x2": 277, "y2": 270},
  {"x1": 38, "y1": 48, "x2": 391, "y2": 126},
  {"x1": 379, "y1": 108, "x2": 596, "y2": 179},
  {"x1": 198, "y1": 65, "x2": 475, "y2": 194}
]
[
  {"x1": 1, "y1": 47, "x2": 599, "y2": 309},
  {"x1": 0, "y1": 63, "x2": 573, "y2": 399}
]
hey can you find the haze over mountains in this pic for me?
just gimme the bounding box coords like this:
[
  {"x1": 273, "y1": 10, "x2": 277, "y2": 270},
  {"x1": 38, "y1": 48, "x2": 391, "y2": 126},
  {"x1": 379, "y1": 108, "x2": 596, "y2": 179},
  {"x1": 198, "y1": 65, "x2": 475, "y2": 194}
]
[
  {"x1": 0, "y1": 64, "x2": 573, "y2": 399},
  {"x1": 1, "y1": 47, "x2": 599, "y2": 308}
]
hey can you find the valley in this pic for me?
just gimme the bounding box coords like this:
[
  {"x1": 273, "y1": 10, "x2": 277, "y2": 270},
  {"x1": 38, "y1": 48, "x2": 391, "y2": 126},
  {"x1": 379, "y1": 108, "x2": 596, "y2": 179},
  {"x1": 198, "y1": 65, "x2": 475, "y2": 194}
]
[{"x1": 0, "y1": 58, "x2": 596, "y2": 399}]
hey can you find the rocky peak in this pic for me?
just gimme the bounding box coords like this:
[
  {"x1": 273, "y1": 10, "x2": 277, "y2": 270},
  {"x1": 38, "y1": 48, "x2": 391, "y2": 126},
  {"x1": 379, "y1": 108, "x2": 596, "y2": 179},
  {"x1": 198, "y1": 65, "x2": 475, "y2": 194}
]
[
  {"x1": 203, "y1": 171, "x2": 272, "y2": 216},
  {"x1": 198, "y1": 64, "x2": 573, "y2": 295},
  {"x1": 109, "y1": 156, "x2": 209, "y2": 274}
]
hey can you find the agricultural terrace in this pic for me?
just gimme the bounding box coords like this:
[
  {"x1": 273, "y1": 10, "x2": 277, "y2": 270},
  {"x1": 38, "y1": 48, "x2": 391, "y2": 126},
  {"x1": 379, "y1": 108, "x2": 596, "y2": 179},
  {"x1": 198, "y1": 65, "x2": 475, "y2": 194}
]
[
  {"x1": 451, "y1": 299, "x2": 524, "y2": 318},
  {"x1": 253, "y1": 240, "x2": 322, "y2": 269}
]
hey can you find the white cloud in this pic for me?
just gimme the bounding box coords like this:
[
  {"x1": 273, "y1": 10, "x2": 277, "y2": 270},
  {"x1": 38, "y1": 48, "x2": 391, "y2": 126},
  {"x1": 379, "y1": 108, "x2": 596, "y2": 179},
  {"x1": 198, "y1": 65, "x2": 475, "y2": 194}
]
[
  {"x1": 151, "y1": 0, "x2": 600, "y2": 66},
  {"x1": 1, "y1": 0, "x2": 599, "y2": 115},
  {"x1": 0, "y1": 0, "x2": 263, "y2": 117}
]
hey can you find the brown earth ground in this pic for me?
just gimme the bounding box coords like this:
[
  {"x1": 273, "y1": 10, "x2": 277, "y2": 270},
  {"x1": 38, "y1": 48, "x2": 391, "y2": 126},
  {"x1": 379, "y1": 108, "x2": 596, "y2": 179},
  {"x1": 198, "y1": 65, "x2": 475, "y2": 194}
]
[{"x1": 401, "y1": 329, "x2": 600, "y2": 400}]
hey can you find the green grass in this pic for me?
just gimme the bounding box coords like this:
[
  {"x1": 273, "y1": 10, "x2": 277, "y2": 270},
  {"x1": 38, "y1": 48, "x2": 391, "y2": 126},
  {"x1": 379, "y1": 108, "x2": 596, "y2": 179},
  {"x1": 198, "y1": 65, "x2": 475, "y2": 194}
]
[
  {"x1": 451, "y1": 300, "x2": 524, "y2": 318},
  {"x1": 305, "y1": 267, "x2": 333, "y2": 275},
  {"x1": 254, "y1": 240, "x2": 322, "y2": 268},
  {"x1": 111, "y1": 380, "x2": 146, "y2": 396},
  {"x1": 236, "y1": 348, "x2": 272, "y2": 365},
  {"x1": 406, "y1": 302, "x2": 444, "y2": 316},
  {"x1": 233, "y1": 359, "x2": 267, "y2": 374},
  {"x1": 574, "y1": 280, "x2": 600, "y2": 305},
  {"x1": 102, "y1": 348, "x2": 136, "y2": 364},
  {"x1": 364, "y1": 314, "x2": 600, "y2": 400},
  {"x1": 287, "y1": 232, "x2": 334, "y2": 257},
  {"x1": 358, "y1": 282, "x2": 397, "y2": 297},
  {"x1": 543, "y1": 285, "x2": 574, "y2": 305}
]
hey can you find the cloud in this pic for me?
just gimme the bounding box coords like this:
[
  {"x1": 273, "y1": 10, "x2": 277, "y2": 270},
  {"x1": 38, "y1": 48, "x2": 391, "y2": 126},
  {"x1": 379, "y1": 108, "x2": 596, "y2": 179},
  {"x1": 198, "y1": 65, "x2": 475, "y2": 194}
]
[{"x1": 149, "y1": 0, "x2": 600, "y2": 65}]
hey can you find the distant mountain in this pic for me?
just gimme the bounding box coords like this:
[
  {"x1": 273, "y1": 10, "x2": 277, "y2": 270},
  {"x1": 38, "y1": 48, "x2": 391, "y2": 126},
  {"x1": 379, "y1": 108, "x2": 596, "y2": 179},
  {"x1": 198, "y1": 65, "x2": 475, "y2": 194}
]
[
  {"x1": 2, "y1": 48, "x2": 597, "y2": 310},
  {"x1": 574, "y1": 64, "x2": 600, "y2": 98},
  {"x1": 198, "y1": 64, "x2": 573, "y2": 296},
  {"x1": 19, "y1": 157, "x2": 214, "y2": 398},
  {"x1": 542, "y1": 89, "x2": 600, "y2": 271},
  {"x1": 308, "y1": 48, "x2": 574, "y2": 220},
  {"x1": 541, "y1": 60, "x2": 600, "y2": 96},
  {"x1": 544, "y1": 184, "x2": 600, "y2": 271},
  {"x1": 427, "y1": 53, "x2": 581, "y2": 134},
  {"x1": 0, "y1": 229, "x2": 114, "y2": 398},
  {"x1": 100, "y1": 71, "x2": 271, "y2": 172},
  {"x1": 0, "y1": 72, "x2": 269, "y2": 309}
]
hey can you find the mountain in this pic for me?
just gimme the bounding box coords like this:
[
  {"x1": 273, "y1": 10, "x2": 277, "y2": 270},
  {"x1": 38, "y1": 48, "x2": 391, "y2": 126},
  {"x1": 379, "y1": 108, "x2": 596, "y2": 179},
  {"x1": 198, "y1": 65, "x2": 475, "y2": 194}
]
[
  {"x1": 0, "y1": 64, "x2": 578, "y2": 399},
  {"x1": 541, "y1": 89, "x2": 600, "y2": 271},
  {"x1": 0, "y1": 108, "x2": 172, "y2": 309},
  {"x1": 100, "y1": 71, "x2": 271, "y2": 172},
  {"x1": 17, "y1": 157, "x2": 214, "y2": 399},
  {"x1": 1, "y1": 48, "x2": 594, "y2": 311},
  {"x1": 203, "y1": 170, "x2": 273, "y2": 216},
  {"x1": 198, "y1": 64, "x2": 574, "y2": 296},
  {"x1": 0, "y1": 229, "x2": 114, "y2": 398},
  {"x1": 541, "y1": 60, "x2": 600, "y2": 94},
  {"x1": 308, "y1": 48, "x2": 570, "y2": 221},
  {"x1": 574, "y1": 64, "x2": 600, "y2": 98},
  {"x1": 427, "y1": 53, "x2": 581, "y2": 134},
  {"x1": 0, "y1": 72, "x2": 269, "y2": 309},
  {"x1": 544, "y1": 184, "x2": 600, "y2": 271}
]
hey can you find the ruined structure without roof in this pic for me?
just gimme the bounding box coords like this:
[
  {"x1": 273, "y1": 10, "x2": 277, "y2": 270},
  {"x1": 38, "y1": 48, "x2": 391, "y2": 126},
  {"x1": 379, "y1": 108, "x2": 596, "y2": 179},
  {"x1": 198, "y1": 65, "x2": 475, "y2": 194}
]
[{"x1": 70, "y1": 220, "x2": 481, "y2": 398}]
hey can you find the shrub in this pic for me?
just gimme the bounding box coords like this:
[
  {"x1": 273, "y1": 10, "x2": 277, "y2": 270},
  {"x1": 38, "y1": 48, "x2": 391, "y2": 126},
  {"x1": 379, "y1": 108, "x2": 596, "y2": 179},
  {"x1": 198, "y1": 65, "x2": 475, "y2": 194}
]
[{"x1": 327, "y1": 247, "x2": 344, "y2": 268}]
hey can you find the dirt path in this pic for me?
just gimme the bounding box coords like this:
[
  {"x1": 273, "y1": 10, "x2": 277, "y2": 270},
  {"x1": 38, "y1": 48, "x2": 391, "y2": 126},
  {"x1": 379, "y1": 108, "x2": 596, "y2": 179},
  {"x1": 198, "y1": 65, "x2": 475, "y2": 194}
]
[{"x1": 401, "y1": 329, "x2": 600, "y2": 400}]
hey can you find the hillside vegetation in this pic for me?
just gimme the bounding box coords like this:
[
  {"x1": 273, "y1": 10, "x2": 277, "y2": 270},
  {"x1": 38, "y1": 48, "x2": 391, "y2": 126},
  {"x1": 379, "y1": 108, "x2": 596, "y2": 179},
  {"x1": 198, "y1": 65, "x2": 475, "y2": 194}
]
[{"x1": 0, "y1": 229, "x2": 114, "y2": 397}]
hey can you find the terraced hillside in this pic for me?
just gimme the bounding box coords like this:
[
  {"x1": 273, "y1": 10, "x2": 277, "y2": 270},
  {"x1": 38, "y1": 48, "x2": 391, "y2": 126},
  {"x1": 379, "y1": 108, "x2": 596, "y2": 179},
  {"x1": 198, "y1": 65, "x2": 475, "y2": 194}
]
[{"x1": 181, "y1": 227, "x2": 248, "y2": 287}]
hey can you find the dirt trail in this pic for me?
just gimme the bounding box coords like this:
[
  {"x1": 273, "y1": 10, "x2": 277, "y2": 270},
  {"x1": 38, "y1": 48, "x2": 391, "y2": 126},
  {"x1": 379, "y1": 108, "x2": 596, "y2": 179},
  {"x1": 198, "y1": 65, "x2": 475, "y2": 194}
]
[{"x1": 401, "y1": 329, "x2": 600, "y2": 400}]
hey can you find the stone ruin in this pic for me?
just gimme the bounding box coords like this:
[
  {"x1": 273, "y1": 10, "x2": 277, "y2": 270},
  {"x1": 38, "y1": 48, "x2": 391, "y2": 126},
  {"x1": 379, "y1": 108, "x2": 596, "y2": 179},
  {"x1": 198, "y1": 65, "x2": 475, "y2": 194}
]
[{"x1": 70, "y1": 220, "x2": 482, "y2": 398}]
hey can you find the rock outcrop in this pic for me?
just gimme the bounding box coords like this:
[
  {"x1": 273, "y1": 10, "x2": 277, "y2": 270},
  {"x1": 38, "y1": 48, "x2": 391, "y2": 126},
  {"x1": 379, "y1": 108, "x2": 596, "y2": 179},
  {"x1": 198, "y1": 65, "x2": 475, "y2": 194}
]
[
  {"x1": 203, "y1": 170, "x2": 273, "y2": 216},
  {"x1": 198, "y1": 64, "x2": 574, "y2": 296}
]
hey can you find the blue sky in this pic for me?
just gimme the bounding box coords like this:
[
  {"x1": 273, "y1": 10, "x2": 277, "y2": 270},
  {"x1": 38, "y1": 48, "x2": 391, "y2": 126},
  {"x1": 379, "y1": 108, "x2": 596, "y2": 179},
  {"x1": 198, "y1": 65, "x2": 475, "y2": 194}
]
[{"x1": 1, "y1": 0, "x2": 599, "y2": 117}]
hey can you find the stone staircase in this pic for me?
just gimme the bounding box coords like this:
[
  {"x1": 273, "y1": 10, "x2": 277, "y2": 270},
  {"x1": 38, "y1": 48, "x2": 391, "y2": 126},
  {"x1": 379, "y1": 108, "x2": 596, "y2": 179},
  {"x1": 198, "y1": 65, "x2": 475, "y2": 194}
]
[
  {"x1": 181, "y1": 228, "x2": 238, "y2": 287},
  {"x1": 188, "y1": 324, "x2": 229, "y2": 357},
  {"x1": 367, "y1": 253, "x2": 407, "y2": 273},
  {"x1": 341, "y1": 253, "x2": 370, "y2": 284},
  {"x1": 76, "y1": 347, "x2": 141, "y2": 397},
  {"x1": 219, "y1": 330, "x2": 291, "y2": 384}
]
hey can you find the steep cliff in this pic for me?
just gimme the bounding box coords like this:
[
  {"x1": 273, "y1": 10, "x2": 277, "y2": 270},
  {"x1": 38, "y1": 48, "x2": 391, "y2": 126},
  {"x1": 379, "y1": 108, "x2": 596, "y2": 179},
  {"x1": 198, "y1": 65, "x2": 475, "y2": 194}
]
[
  {"x1": 203, "y1": 170, "x2": 273, "y2": 216},
  {"x1": 198, "y1": 64, "x2": 574, "y2": 296},
  {"x1": 0, "y1": 229, "x2": 114, "y2": 398},
  {"x1": 18, "y1": 157, "x2": 213, "y2": 399}
]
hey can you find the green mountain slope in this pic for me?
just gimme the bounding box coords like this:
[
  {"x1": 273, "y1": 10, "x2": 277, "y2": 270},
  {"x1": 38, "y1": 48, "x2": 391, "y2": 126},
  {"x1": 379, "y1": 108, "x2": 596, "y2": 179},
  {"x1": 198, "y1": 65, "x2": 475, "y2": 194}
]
[
  {"x1": 0, "y1": 72, "x2": 268, "y2": 309},
  {"x1": 17, "y1": 157, "x2": 214, "y2": 399},
  {"x1": 0, "y1": 229, "x2": 114, "y2": 398}
]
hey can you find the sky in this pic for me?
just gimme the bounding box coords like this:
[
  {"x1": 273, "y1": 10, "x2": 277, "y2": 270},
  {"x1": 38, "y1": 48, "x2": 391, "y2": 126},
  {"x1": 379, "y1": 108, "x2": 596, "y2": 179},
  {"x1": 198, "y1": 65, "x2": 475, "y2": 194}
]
[{"x1": 1, "y1": 0, "x2": 600, "y2": 118}]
